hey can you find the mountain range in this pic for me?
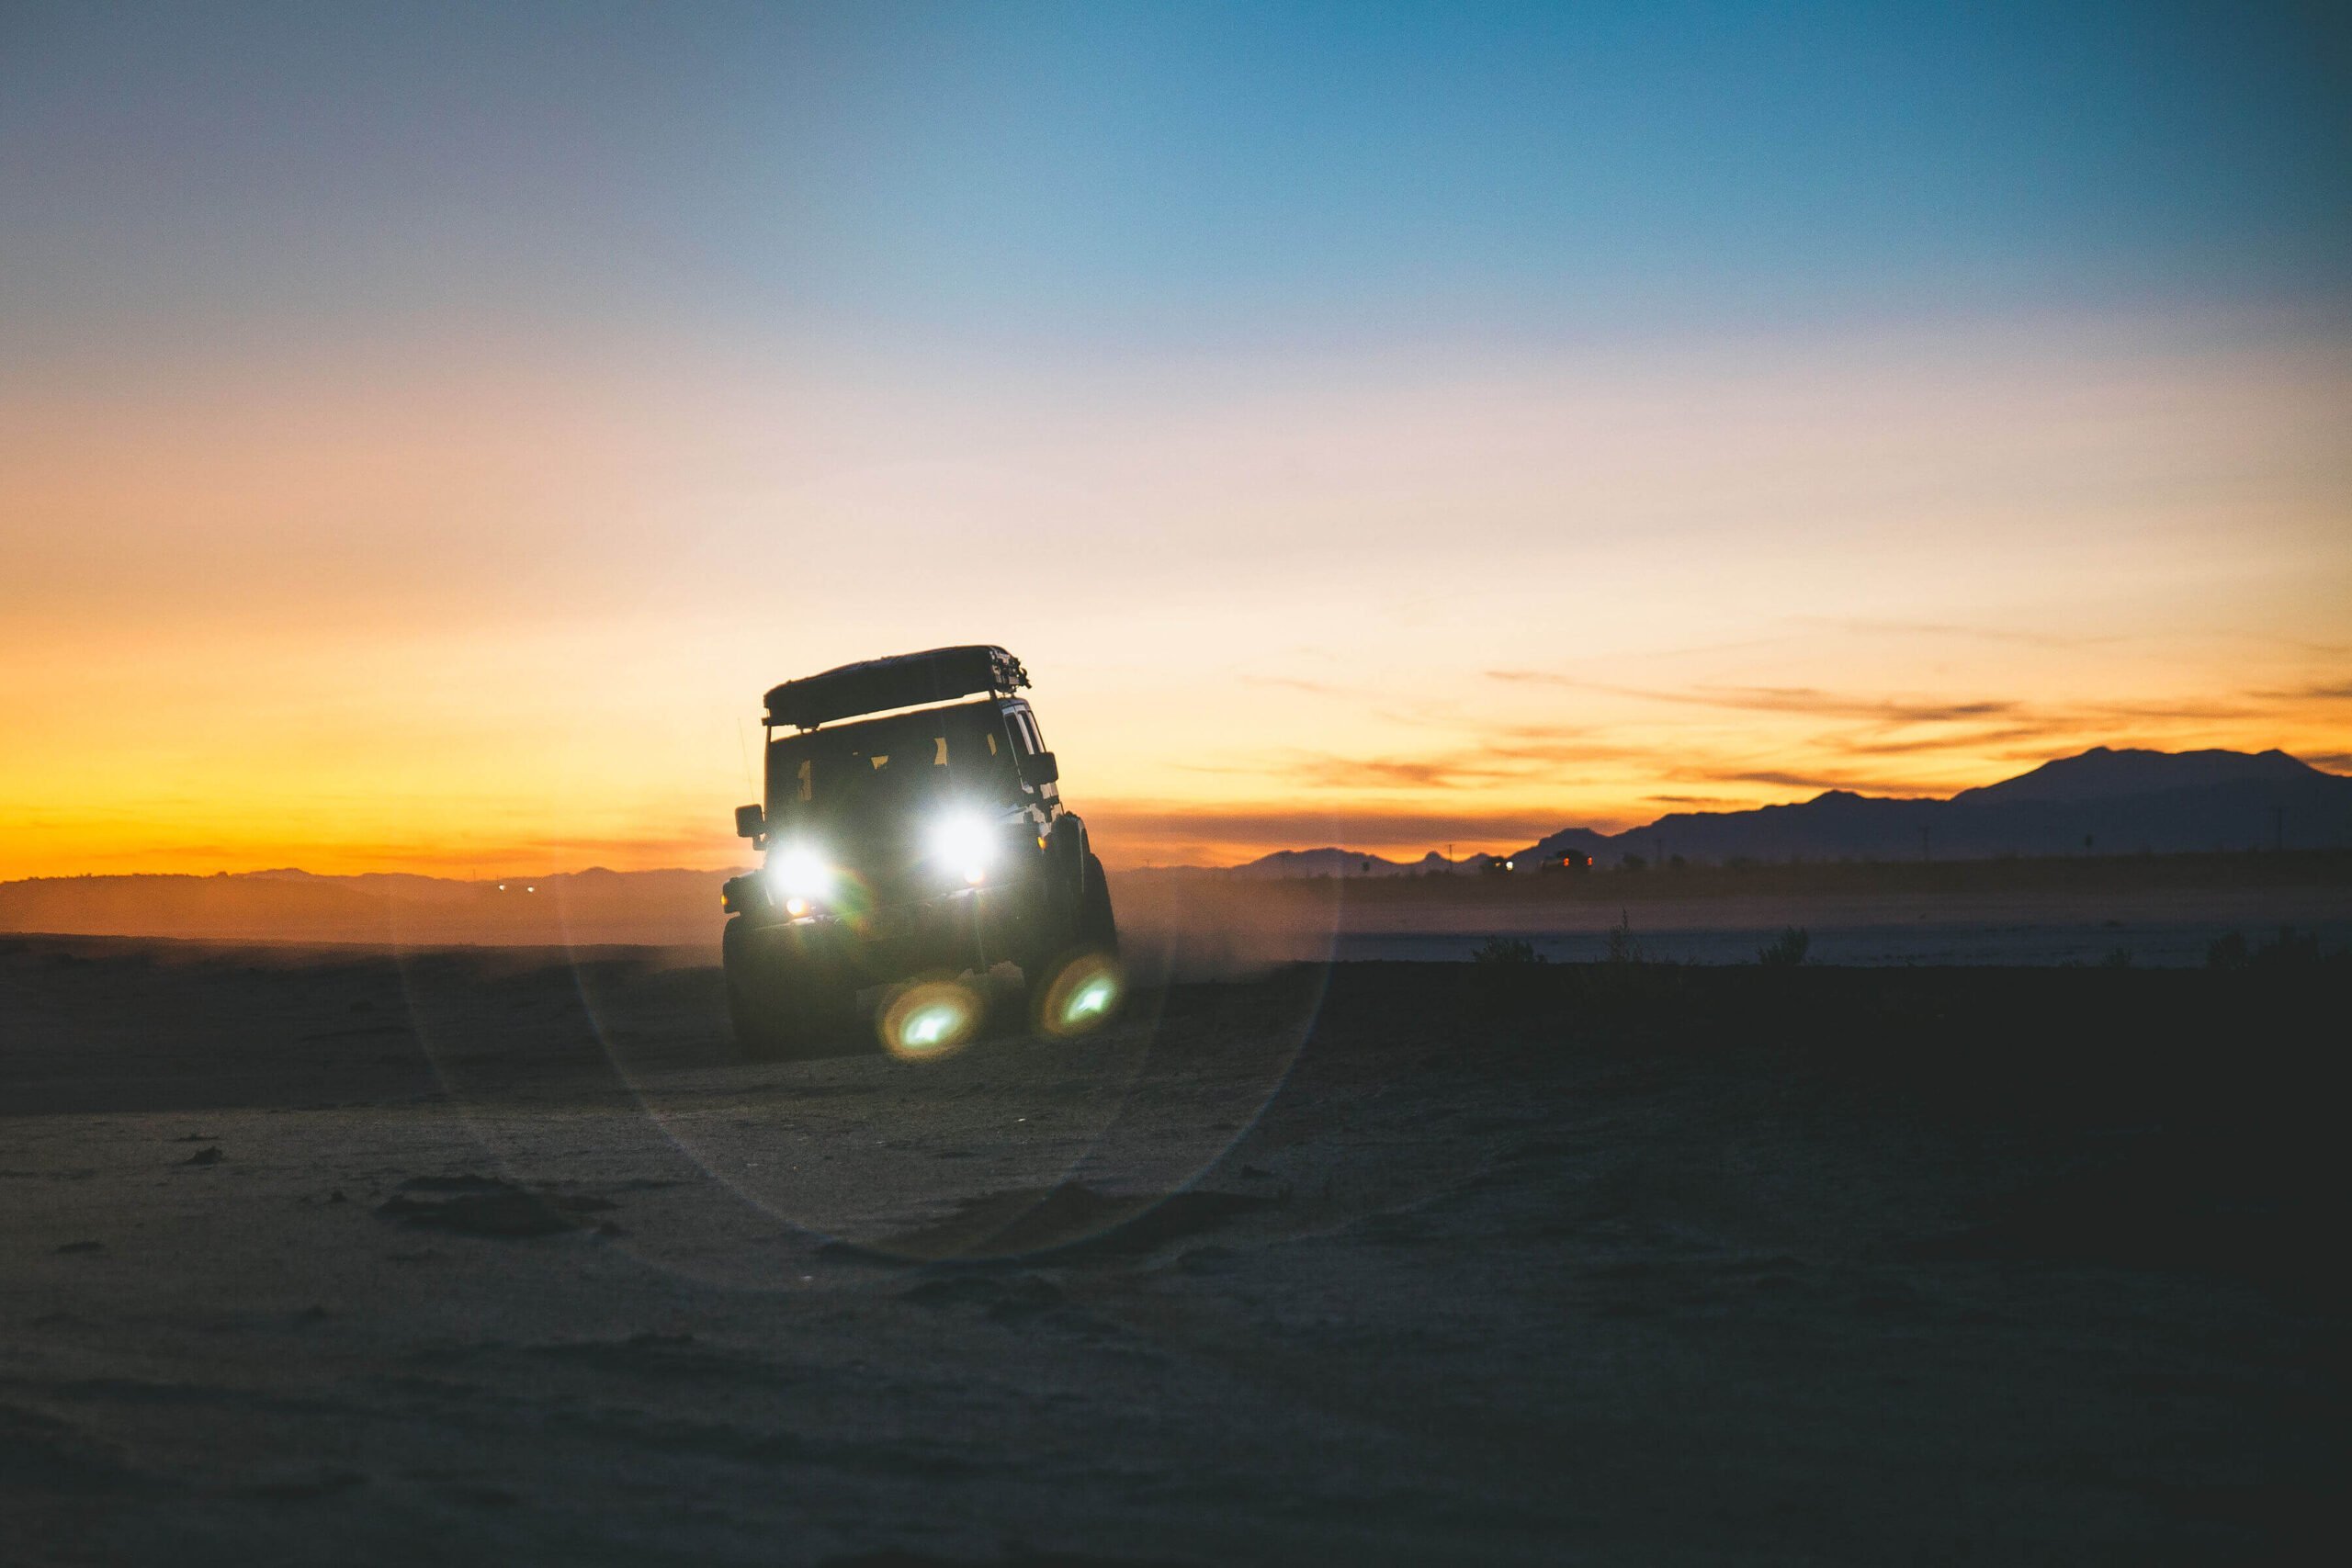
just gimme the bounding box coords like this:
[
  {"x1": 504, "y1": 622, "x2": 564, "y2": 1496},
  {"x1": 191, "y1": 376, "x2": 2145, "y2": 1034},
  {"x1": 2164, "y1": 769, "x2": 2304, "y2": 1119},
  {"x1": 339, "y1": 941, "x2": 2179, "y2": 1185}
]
[{"x1": 1225, "y1": 748, "x2": 2352, "y2": 877}]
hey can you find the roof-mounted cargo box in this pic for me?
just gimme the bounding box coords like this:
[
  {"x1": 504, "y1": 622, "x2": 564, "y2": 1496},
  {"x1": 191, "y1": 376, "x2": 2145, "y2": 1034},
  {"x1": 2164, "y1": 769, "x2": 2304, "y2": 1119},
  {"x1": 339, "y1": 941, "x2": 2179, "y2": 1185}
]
[{"x1": 763, "y1": 646, "x2": 1030, "y2": 730}]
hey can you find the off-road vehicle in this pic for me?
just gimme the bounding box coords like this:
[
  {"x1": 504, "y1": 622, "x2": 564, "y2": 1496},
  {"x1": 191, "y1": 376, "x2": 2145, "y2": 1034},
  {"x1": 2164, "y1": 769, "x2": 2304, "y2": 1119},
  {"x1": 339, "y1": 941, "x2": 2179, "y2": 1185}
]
[{"x1": 720, "y1": 646, "x2": 1116, "y2": 1055}]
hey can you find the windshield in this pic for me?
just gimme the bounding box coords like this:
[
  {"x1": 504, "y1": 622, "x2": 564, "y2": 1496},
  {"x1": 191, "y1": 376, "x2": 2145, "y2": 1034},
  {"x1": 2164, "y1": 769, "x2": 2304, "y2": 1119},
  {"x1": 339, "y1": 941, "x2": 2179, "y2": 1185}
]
[{"x1": 764, "y1": 702, "x2": 1014, "y2": 833}]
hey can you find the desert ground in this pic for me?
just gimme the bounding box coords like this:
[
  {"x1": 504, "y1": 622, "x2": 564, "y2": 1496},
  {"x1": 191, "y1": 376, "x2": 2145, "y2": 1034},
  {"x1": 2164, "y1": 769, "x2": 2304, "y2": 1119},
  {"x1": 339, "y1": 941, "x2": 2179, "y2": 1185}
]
[
  {"x1": 2, "y1": 933, "x2": 2342, "y2": 1565},
  {"x1": 1114, "y1": 874, "x2": 2352, "y2": 968}
]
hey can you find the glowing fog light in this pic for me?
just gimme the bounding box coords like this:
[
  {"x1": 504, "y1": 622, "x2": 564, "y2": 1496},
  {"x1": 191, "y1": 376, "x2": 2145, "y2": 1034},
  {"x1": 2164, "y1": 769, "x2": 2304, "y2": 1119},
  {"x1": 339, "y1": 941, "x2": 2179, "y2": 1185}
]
[
  {"x1": 878, "y1": 979, "x2": 982, "y2": 1060},
  {"x1": 926, "y1": 810, "x2": 999, "y2": 885},
  {"x1": 1035, "y1": 951, "x2": 1125, "y2": 1039},
  {"x1": 903, "y1": 1005, "x2": 957, "y2": 1045},
  {"x1": 767, "y1": 843, "x2": 833, "y2": 905}
]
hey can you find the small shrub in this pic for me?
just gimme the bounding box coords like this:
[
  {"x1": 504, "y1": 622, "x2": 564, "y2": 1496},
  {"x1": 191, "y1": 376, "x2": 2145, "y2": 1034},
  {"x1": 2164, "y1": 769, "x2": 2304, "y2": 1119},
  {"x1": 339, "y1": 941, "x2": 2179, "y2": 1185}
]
[
  {"x1": 1472, "y1": 934, "x2": 1544, "y2": 966},
  {"x1": 1757, "y1": 927, "x2": 1811, "y2": 967},
  {"x1": 2098, "y1": 946, "x2": 2133, "y2": 968},
  {"x1": 2207, "y1": 928, "x2": 2325, "y2": 972},
  {"x1": 1603, "y1": 910, "x2": 1643, "y2": 964},
  {"x1": 2250, "y1": 926, "x2": 2322, "y2": 972}
]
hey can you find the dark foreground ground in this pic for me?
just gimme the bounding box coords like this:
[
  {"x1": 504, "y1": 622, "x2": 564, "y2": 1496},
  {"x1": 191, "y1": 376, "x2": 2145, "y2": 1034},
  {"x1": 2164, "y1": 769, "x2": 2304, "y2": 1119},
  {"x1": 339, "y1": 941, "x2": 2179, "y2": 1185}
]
[{"x1": 2, "y1": 936, "x2": 2343, "y2": 1565}]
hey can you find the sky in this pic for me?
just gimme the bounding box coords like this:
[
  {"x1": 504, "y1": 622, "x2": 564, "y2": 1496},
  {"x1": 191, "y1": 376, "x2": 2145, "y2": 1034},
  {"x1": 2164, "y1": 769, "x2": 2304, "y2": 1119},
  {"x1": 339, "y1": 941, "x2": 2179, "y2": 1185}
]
[{"x1": 2, "y1": 0, "x2": 2347, "y2": 875}]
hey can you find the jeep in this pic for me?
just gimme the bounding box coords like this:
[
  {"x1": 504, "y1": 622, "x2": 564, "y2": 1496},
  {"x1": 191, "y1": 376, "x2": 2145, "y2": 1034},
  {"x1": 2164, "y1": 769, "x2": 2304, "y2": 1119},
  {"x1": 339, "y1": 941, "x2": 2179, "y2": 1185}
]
[{"x1": 720, "y1": 646, "x2": 1116, "y2": 1055}]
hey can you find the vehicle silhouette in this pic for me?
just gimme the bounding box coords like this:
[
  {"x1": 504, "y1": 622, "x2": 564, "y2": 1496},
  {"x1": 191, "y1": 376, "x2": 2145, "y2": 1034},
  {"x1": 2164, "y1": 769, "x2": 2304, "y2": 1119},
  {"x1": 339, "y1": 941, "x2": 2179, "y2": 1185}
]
[{"x1": 721, "y1": 647, "x2": 1115, "y2": 1055}]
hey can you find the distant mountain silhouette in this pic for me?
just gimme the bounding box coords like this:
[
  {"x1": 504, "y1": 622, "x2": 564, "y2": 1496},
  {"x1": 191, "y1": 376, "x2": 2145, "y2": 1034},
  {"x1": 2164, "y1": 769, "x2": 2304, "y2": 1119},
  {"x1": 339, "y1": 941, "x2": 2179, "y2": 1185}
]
[
  {"x1": 1506, "y1": 826, "x2": 1614, "y2": 865},
  {"x1": 1207, "y1": 748, "x2": 2352, "y2": 877},
  {"x1": 0, "y1": 867, "x2": 729, "y2": 944},
  {"x1": 1519, "y1": 747, "x2": 2349, "y2": 867},
  {"x1": 1948, "y1": 746, "x2": 2321, "y2": 805},
  {"x1": 1228, "y1": 848, "x2": 1410, "y2": 879}
]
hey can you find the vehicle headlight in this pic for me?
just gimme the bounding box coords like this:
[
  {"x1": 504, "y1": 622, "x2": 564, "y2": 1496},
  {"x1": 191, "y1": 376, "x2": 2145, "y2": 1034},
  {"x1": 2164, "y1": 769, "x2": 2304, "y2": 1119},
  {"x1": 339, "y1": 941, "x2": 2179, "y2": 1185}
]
[
  {"x1": 766, "y1": 843, "x2": 833, "y2": 911},
  {"x1": 927, "y1": 810, "x2": 998, "y2": 886}
]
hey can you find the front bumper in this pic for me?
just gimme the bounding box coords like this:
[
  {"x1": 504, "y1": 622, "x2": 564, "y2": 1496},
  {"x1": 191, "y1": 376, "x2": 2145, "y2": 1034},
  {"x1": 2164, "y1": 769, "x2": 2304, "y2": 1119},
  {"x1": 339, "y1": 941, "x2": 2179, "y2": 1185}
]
[{"x1": 727, "y1": 882, "x2": 1046, "y2": 986}]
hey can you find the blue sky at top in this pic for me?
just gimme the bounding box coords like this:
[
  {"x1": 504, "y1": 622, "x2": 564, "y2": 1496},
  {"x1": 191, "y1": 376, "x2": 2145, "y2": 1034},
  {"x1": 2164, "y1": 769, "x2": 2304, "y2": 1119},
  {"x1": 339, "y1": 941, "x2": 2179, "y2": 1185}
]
[{"x1": 5, "y1": 0, "x2": 2347, "y2": 361}]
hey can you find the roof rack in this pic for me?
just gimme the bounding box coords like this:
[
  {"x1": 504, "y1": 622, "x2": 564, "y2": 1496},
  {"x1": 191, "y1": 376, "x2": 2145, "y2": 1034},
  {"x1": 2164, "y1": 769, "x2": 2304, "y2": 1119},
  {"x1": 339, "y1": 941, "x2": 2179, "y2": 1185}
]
[{"x1": 763, "y1": 646, "x2": 1029, "y2": 731}]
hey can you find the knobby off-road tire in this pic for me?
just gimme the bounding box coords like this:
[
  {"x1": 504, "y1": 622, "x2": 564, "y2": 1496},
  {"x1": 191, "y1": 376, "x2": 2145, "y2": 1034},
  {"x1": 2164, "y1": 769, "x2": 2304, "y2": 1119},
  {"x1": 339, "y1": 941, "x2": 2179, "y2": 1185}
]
[
  {"x1": 1077, "y1": 852, "x2": 1118, "y2": 954},
  {"x1": 1018, "y1": 852, "x2": 1123, "y2": 1039}
]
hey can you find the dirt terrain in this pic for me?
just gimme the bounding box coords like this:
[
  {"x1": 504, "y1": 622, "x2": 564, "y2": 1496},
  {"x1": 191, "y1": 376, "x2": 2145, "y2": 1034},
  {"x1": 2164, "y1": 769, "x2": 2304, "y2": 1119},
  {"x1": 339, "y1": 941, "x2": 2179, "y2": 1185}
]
[{"x1": 2, "y1": 935, "x2": 2341, "y2": 1565}]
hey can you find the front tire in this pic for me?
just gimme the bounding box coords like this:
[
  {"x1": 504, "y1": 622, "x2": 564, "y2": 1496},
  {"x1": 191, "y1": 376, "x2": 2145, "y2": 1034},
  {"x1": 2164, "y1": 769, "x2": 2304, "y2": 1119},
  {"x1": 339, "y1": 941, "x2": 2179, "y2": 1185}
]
[{"x1": 1076, "y1": 852, "x2": 1118, "y2": 954}]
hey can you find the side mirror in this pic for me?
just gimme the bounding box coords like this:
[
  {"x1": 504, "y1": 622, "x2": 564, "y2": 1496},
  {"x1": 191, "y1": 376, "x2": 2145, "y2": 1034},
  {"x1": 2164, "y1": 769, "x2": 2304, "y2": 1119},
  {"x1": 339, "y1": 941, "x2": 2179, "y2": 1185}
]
[
  {"x1": 734, "y1": 803, "x2": 765, "y2": 840},
  {"x1": 1018, "y1": 750, "x2": 1059, "y2": 788}
]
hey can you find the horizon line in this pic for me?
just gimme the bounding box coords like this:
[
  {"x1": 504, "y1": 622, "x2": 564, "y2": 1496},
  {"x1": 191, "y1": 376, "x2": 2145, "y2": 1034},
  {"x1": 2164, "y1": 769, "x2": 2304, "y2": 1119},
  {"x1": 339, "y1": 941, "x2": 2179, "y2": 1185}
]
[{"x1": 4, "y1": 743, "x2": 2340, "y2": 886}]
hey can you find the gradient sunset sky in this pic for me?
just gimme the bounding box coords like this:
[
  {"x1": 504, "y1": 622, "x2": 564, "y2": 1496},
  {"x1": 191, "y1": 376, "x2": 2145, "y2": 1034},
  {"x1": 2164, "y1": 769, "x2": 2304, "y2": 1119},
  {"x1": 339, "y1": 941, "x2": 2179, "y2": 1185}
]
[{"x1": 3, "y1": 0, "x2": 2347, "y2": 876}]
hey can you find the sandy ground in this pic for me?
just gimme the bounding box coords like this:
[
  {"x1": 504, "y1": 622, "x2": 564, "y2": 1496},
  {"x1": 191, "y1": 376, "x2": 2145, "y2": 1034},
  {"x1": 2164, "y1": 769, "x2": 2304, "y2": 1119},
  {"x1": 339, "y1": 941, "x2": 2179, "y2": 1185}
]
[{"x1": 2, "y1": 935, "x2": 2341, "y2": 1565}]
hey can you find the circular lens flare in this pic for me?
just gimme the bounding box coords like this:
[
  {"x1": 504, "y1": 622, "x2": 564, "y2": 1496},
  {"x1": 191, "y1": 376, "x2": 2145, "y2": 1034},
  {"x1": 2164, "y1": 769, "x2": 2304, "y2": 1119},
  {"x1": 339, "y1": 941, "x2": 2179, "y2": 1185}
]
[
  {"x1": 878, "y1": 979, "x2": 983, "y2": 1060},
  {"x1": 433, "y1": 580, "x2": 1347, "y2": 1284},
  {"x1": 1035, "y1": 951, "x2": 1125, "y2": 1039}
]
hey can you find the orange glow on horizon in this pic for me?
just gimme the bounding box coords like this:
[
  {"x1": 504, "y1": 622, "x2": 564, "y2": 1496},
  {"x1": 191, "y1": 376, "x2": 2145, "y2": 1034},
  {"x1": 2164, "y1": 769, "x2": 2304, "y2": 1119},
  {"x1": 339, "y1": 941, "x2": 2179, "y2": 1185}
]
[{"x1": 3, "y1": 318, "x2": 2347, "y2": 883}]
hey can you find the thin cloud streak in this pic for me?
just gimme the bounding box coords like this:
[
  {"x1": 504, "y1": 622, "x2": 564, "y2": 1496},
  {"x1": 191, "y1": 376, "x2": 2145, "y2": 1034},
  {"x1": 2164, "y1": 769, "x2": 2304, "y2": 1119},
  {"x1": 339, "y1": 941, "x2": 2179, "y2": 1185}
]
[
  {"x1": 1486, "y1": 671, "x2": 2322, "y2": 756},
  {"x1": 1684, "y1": 768, "x2": 1955, "y2": 797},
  {"x1": 1485, "y1": 671, "x2": 2293, "y2": 728},
  {"x1": 1795, "y1": 615, "x2": 2121, "y2": 649},
  {"x1": 1273, "y1": 735, "x2": 1644, "y2": 792},
  {"x1": 1486, "y1": 671, "x2": 2026, "y2": 725},
  {"x1": 1084, "y1": 800, "x2": 1571, "y2": 866},
  {"x1": 1239, "y1": 674, "x2": 1355, "y2": 697}
]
